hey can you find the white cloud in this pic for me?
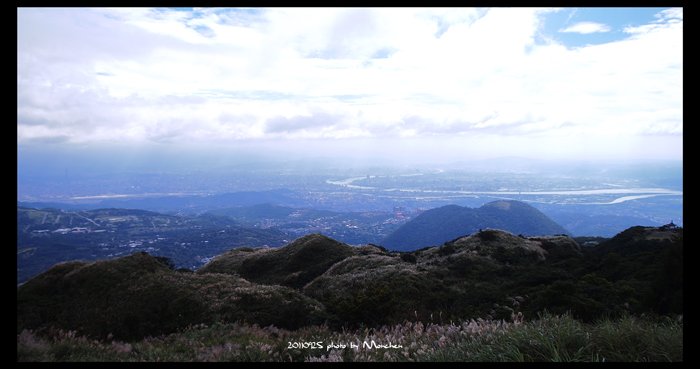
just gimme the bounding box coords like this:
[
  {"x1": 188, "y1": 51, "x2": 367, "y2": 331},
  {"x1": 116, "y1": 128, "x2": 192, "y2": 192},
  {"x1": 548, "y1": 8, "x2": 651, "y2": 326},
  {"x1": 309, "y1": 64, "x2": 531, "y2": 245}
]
[
  {"x1": 625, "y1": 7, "x2": 682, "y2": 35},
  {"x1": 657, "y1": 7, "x2": 683, "y2": 21},
  {"x1": 559, "y1": 21, "x2": 611, "y2": 34},
  {"x1": 17, "y1": 7, "x2": 682, "y2": 160}
]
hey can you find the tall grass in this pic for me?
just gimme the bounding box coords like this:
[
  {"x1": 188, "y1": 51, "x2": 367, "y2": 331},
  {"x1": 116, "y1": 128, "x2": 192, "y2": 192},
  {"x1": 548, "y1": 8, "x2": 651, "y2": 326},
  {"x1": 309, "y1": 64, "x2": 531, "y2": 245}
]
[{"x1": 17, "y1": 314, "x2": 682, "y2": 362}]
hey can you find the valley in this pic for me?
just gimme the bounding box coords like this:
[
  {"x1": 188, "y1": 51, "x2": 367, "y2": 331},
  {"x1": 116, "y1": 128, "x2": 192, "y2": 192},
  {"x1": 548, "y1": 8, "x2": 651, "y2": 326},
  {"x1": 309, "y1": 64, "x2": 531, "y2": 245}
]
[{"x1": 17, "y1": 163, "x2": 683, "y2": 284}]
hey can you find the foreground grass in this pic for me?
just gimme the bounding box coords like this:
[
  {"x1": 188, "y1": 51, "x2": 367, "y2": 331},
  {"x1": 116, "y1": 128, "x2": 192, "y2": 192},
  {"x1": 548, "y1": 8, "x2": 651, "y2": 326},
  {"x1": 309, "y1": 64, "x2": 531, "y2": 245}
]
[{"x1": 17, "y1": 314, "x2": 682, "y2": 362}]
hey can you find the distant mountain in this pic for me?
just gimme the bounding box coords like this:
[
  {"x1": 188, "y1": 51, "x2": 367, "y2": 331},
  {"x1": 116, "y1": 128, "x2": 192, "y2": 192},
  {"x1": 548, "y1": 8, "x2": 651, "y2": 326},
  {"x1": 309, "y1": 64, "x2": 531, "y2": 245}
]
[
  {"x1": 17, "y1": 206, "x2": 289, "y2": 284},
  {"x1": 544, "y1": 211, "x2": 669, "y2": 237},
  {"x1": 18, "y1": 189, "x2": 305, "y2": 214},
  {"x1": 381, "y1": 200, "x2": 569, "y2": 251},
  {"x1": 207, "y1": 204, "x2": 402, "y2": 245},
  {"x1": 208, "y1": 203, "x2": 337, "y2": 221}
]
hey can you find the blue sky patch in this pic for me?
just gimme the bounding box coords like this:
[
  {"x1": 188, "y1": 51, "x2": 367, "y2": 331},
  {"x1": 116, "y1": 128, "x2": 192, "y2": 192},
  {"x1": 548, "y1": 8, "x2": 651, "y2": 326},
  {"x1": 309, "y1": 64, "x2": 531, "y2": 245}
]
[{"x1": 541, "y1": 8, "x2": 668, "y2": 48}]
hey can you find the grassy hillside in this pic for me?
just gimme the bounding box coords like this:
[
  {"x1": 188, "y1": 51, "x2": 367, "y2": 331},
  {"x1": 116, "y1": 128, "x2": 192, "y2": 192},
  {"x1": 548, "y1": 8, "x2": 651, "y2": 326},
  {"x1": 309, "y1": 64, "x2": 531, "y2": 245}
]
[
  {"x1": 18, "y1": 224, "x2": 683, "y2": 360},
  {"x1": 17, "y1": 252, "x2": 329, "y2": 341},
  {"x1": 199, "y1": 234, "x2": 356, "y2": 289},
  {"x1": 18, "y1": 314, "x2": 682, "y2": 362}
]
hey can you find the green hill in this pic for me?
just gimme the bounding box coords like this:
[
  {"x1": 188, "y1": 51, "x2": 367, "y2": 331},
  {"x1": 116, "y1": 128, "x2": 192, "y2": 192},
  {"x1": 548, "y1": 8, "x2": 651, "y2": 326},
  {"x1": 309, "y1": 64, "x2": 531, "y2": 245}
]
[
  {"x1": 17, "y1": 252, "x2": 329, "y2": 341},
  {"x1": 17, "y1": 224, "x2": 682, "y2": 344},
  {"x1": 199, "y1": 234, "x2": 356, "y2": 289}
]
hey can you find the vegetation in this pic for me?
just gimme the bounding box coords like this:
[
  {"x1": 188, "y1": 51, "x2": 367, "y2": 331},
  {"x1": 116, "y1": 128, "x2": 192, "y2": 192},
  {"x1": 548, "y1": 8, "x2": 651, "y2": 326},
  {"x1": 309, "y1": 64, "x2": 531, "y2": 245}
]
[
  {"x1": 17, "y1": 252, "x2": 329, "y2": 341},
  {"x1": 17, "y1": 314, "x2": 682, "y2": 362},
  {"x1": 17, "y1": 225, "x2": 683, "y2": 361},
  {"x1": 199, "y1": 234, "x2": 356, "y2": 289}
]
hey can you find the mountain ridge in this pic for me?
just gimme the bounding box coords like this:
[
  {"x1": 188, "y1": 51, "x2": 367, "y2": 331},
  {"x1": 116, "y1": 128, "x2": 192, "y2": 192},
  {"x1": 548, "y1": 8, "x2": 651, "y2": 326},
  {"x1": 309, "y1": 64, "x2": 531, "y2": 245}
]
[
  {"x1": 17, "y1": 224, "x2": 681, "y2": 342},
  {"x1": 16, "y1": 206, "x2": 290, "y2": 284},
  {"x1": 381, "y1": 200, "x2": 569, "y2": 251}
]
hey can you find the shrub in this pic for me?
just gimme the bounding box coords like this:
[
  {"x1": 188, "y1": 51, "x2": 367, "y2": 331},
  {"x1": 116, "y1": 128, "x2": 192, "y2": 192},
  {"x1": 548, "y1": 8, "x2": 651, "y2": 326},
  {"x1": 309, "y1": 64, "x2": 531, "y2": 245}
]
[
  {"x1": 17, "y1": 253, "x2": 331, "y2": 341},
  {"x1": 400, "y1": 253, "x2": 417, "y2": 264},
  {"x1": 438, "y1": 244, "x2": 455, "y2": 256}
]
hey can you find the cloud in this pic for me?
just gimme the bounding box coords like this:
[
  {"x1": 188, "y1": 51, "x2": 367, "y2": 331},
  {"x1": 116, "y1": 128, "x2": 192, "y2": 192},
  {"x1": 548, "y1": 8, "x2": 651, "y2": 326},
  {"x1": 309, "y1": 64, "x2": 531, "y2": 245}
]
[
  {"x1": 625, "y1": 7, "x2": 682, "y2": 35},
  {"x1": 17, "y1": 7, "x2": 682, "y2": 160},
  {"x1": 559, "y1": 21, "x2": 611, "y2": 34},
  {"x1": 656, "y1": 7, "x2": 682, "y2": 21},
  {"x1": 265, "y1": 111, "x2": 343, "y2": 134}
]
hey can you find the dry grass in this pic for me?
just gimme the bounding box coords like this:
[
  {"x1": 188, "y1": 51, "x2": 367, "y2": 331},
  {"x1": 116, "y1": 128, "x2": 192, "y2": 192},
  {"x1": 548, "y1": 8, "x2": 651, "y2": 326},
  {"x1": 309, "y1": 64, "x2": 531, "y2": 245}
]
[{"x1": 17, "y1": 314, "x2": 682, "y2": 362}]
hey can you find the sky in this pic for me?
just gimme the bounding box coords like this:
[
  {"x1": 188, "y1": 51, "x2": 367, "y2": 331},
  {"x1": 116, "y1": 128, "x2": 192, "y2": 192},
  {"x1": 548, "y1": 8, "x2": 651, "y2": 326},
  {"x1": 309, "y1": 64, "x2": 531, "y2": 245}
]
[{"x1": 17, "y1": 7, "x2": 683, "y2": 164}]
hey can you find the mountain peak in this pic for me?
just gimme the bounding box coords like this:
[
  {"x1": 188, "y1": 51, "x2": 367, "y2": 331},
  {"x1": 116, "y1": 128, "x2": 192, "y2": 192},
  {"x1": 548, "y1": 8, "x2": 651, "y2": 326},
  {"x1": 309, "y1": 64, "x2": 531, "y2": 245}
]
[
  {"x1": 451, "y1": 228, "x2": 549, "y2": 261},
  {"x1": 199, "y1": 233, "x2": 355, "y2": 289},
  {"x1": 382, "y1": 201, "x2": 569, "y2": 251},
  {"x1": 287, "y1": 233, "x2": 343, "y2": 248},
  {"x1": 594, "y1": 224, "x2": 682, "y2": 257}
]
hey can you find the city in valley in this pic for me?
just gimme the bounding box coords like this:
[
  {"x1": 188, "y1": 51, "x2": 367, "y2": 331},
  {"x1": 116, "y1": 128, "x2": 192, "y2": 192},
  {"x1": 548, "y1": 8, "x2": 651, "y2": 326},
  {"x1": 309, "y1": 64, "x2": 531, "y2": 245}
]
[{"x1": 18, "y1": 159, "x2": 682, "y2": 284}]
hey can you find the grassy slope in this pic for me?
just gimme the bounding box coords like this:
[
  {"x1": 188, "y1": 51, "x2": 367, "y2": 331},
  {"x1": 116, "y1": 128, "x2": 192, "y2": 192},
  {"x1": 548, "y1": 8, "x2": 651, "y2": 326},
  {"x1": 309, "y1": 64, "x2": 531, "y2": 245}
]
[
  {"x1": 17, "y1": 314, "x2": 683, "y2": 362},
  {"x1": 19, "y1": 226, "x2": 683, "y2": 340},
  {"x1": 17, "y1": 252, "x2": 330, "y2": 341},
  {"x1": 198, "y1": 234, "x2": 357, "y2": 289}
]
